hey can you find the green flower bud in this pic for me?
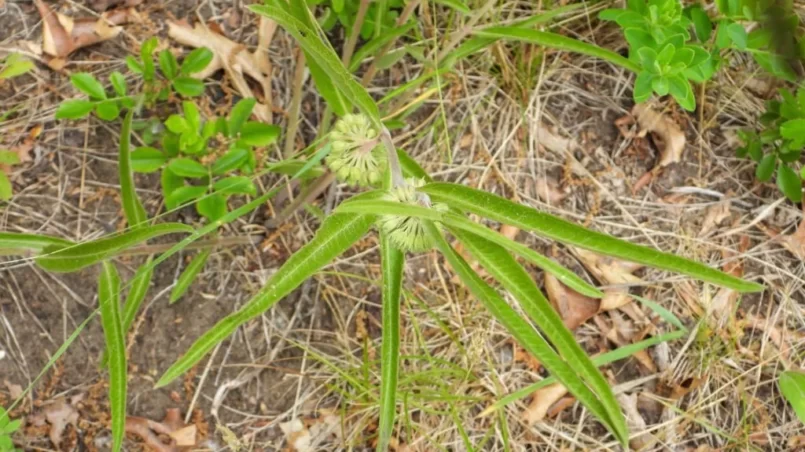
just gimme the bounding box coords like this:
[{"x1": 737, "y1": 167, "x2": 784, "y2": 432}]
[
  {"x1": 327, "y1": 114, "x2": 387, "y2": 187},
  {"x1": 377, "y1": 178, "x2": 441, "y2": 253}
]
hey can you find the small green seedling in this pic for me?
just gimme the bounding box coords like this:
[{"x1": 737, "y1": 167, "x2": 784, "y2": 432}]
[
  {"x1": 600, "y1": 0, "x2": 713, "y2": 110},
  {"x1": 135, "y1": 98, "x2": 279, "y2": 221},
  {"x1": 0, "y1": 405, "x2": 21, "y2": 452},
  {"x1": 55, "y1": 39, "x2": 213, "y2": 122},
  {"x1": 738, "y1": 87, "x2": 805, "y2": 202}
]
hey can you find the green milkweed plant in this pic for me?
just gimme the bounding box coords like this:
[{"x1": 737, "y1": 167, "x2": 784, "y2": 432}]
[{"x1": 0, "y1": 2, "x2": 766, "y2": 451}]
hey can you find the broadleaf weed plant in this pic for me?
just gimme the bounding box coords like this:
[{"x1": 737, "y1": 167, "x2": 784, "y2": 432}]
[{"x1": 0, "y1": 1, "x2": 769, "y2": 451}]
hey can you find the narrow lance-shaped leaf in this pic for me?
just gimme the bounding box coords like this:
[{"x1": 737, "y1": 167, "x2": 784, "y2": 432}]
[
  {"x1": 121, "y1": 258, "x2": 154, "y2": 333},
  {"x1": 336, "y1": 199, "x2": 603, "y2": 298},
  {"x1": 0, "y1": 232, "x2": 73, "y2": 255},
  {"x1": 377, "y1": 233, "x2": 403, "y2": 452},
  {"x1": 98, "y1": 261, "x2": 127, "y2": 452},
  {"x1": 420, "y1": 183, "x2": 763, "y2": 293},
  {"x1": 249, "y1": 3, "x2": 380, "y2": 127},
  {"x1": 475, "y1": 27, "x2": 641, "y2": 73},
  {"x1": 170, "y1": 249, "x2": 211, "y2": 303},
  {"x1": 450, "y1": 227, "x2": 628, "y2": 442},
  {"x1": 35, "y1": 223, "x2": 194, "y2": 273},
  {"x1": 156, "y1": 213, "x2": 375, "y2": 387},
  {"x1": 120, "y1": 110, "x2": 148, "y2": 227},
  {"x1": 422, "y1": 221, "x2": 628, "y2": 445}
]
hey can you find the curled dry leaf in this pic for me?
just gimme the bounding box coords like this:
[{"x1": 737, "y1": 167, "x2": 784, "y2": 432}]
[
  {"x1": 43, "y1": 398, "x2": 79, "y2": 448},
  {"x1": 618, "y1": 393, "x2": 656, "y2": 451},
  {"x1": 125, "y1": 408, "x2": 196, "y2": 452},
  {"x1": 35, "y1": 0, "x2": 137, "y2": 60},
  {"x1": 544, "y1": 272, "x2": 600, "y2": 330},
  {"x1": 630, "y1": 103, "x2": 686, "y2": 192},
  {"x1": 572, "y1": 248, "x2": 643, "y2": 311},
  {"x1": 522, "y1": 382, "x2": 568, "y2": 425},
  {"x1": 279, "y1": 411, "x2": 340, "y2": 452},
  {"x1": 167, "y1": 19, "x2": 274, "y2": 123},
  {"x1": 699, "y1": 199, "x2": 732, "y2": 236}
]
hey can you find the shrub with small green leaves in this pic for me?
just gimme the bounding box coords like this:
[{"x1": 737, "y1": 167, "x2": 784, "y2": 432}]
[
  {"x1": 134, "y1": 98, "x2": 279, "y2": 221},
  {"x1": 738, "y1": 87, "x2": 805, "y2": 202},
  {"x1": 0, "y1": 405, "x2": 21, "y2": 452},
  {"x1": 600, "y1": 0, "x2": 713, "y2": 110},
  {"x1": 56, "y1": 39, "x2": 213, "y2": 122}
]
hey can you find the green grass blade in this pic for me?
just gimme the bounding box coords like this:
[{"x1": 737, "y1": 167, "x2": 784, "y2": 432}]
[
  {"x1": 119, "y1": 109, "x2": 147, "y2": 227},
  {"x1": 35, "y1": 223, "x2": 193, "y2": 273},
  {"x1": 0, "y1": 232, "x2": 73, "y2": 255},
  {"x1": 443, "y1": 2, "x2": 585, "y2": 66},
  {"x1": 451, "y1": 227, "x2": 627, "y2": 443},
  {"x1": 170, "y1": 248, "x2": 211, "y2": 304},
  {"x1": 434, "y1": 0, "x2": 471, "y2": 14},
  {"x1": 378, "y1": 232, "x2": 404, "y2": 451},
  {"x1": 398, "y1": 149, "x2": 431, "y2": 181},
  {"x1": 156, "y1": 213, "x2": 375, "y2": 387},
  {"x1": 122, "y1": 258, "x2": 154, "y2": 333},
  {"x1": 350, "y1": 22, "x2": 417, "y2": 72},
  {"x1": 475, "y1": 27, "x2": 641, "y2": 73},
  {"x1": 443, "y1": 213, "x2": 602, "y2": 298},
  {"x1": 249, "y1": 3, "x2": 380, "y2": 126},
  {"x1": 99, "y1": 262, "x2": 127, "y2": 452},
  {"x1": 423, "y1": 221, "x2": 627, "y2": 445},
  {"x1": 420, "y1": 183, "x2": 763, "y2": 293},
  {"x1": 780, "y1": 371, "x2": 805, "y2": 425},
  {"x1": 482, "y1": 330, "x2": 686, "y2": 416}
]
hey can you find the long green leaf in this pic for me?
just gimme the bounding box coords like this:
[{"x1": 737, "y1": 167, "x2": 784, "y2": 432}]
[
  {"x1": 249, "y1": 3, "x2": 380, "y2": 126},
  {"x1": 170, "y1": 249, "x2": 211, "y2": 303},
  {"x1": 122, "y1": 258, "x2": 154, "y2": 333},
  {"x1": 443, "y1": 213, "x2": 602, "y2": 297},
  {"x1": 307, "y1": 56, "x2": 351, "y2": 116},
  {"x1": 0, "y1": 232, "x2": 73, "y2": 255},
  {"x1": 337, "y1": 199, "x2": 602, "y2": 298},
  {"x1": 780, "y1": 371, "x2": 805, "y2": 425},
  {"x1": 451, "y1": 227, "x2": 627, "y2": 442},
  {"x1": 423, "y1": 221, "x2": 627, "y2": 445},
  {"x1": 475, "y1": 27, "x2": 641, "y2": 73},
  {"x1": 482, "y1": 330, "x2": 686, "y2": 416},
  {"x1": 98, "y1": 262, "x2": 126, "y2": 452},
  {"x1": 378, "y1": 233, "x2": 404, "y2": 451},
  {"x1": 35, "y1": 223, "x2": 193, "y2": 273},
  {"x1": 443, "y1": 3, "x2": 586, "y2": 67},
  {"x1": 119, "y1": 110, "x2": 147, "y2": 227},
  {"x1": 420, "y1": 183, "x2": 763, "y2": 293},
  {"x1": 156, "y1": 213, "x2": 375, "y2": 387}
]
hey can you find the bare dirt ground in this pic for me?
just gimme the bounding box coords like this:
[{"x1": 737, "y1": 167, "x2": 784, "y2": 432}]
[{"x1": 1, "y1": 0, "x2": 804, "y2": 451}]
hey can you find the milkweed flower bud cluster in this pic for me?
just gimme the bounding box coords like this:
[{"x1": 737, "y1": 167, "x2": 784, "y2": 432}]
[
  {"x1": 377, "y1": 178, "x2": 442, "y2": 252},
  {"x1": 327, "y1": 114, "x2": 386, "y2": 187}
]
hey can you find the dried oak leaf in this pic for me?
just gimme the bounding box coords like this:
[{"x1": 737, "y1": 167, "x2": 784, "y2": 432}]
[
  {"x1": 631, "y1": 103, "x2": 687, "y2": 192},
  {"x1": 167, "y1": 19, "x2": 273, "y2": 123},
  {"x1": 35, "y1": 0, "x2": 137, "y2": 60},
  {"x1": 522, "y1": 382, "x2": 568, "y2": 425},
  {"x1": 43, "y1": 398, "x2": 79, "y2": 448},
  {"x1": 125, "y1": 408, "x2": 196, "y2": 452},
  {"x1": 544, "y1": 272, "x2": 600, "y2": 330}
]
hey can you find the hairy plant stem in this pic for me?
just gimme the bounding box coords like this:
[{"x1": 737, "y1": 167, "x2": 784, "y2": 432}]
[
  {"x1": 283, "y1": 50, "x2": 306, "y2": 158},
  {"x1": 342, "y1": 0, "x2": 371, "y2": 65},
  {"x1": 118, "y1": 235, "x2": 260, "y2": 257}
]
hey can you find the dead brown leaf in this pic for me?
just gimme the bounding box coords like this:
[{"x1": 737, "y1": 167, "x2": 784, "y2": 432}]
[
  {"x1": 125, "y1": 408, "x2": 196, "y2": 452},
  {"x1": 89, "y1": 0, "x2": 142, "y2": 12},
  {"x1": 618, "y1": 393, "x2": 656, "y2": 450},
  {"x1": 699, "y1": 199, "x2": 732, "y2": 236},
  {"x1": 43, "y1": 398, "x2": 78, "y2": 448},
  {"x1": 709, "y1": 235, "x2": 748, "y2": 327},
  {"x1": 522, "y1": 382, "x2": 567, "y2": 425},
  {"x1": 535, "y1": 178, "x2": 567, "y2": 204},
  {"x1": 279, "y1": 410, "x2": 341, "y2": 452},
  {"x1": 544, "y1": 272, "x2": 600, "y2": 330},
  {"x1": 572, "y1": 248, "x2": 643, "y2": 311},
  {"x1": 35, "y1": 0, "x2": 138, "y2": 60},
  {"x1": 630, "y1": 103, "x2": 686, "y2": 192},
  {"x1": 167, "y1": 20, "x2": 273, "y2": 123}
]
